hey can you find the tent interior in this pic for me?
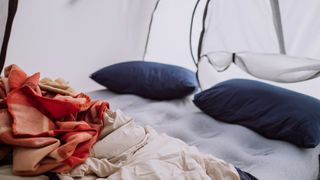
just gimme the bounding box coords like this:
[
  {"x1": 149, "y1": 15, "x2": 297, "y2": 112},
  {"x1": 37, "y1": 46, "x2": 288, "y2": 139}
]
[{"x1": 0, "y1": 0, "x2": 320, "y2": 180}]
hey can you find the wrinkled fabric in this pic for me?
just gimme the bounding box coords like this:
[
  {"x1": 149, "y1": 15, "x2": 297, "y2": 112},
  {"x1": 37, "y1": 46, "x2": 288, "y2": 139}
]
[
  {"x1": 59, "y1": 110, "x2": 240, "y2": 180},
  {"x1": 39, "y1": 77, "x2": 77, "y2": 97},
  {"x1": 0, "y1": 65, "x2": 109, "y2": 175}
]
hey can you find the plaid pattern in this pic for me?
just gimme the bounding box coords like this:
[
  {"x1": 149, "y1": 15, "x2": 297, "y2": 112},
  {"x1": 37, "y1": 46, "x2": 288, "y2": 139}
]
[{"x1": 0, "y1": 65, "x2": 109, "y2": 175}]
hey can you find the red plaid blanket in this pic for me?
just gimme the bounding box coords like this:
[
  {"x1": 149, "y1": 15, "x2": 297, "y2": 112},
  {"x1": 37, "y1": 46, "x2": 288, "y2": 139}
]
[{"x1": 0, "y1": 65, "x2": 108, "y2": 175}]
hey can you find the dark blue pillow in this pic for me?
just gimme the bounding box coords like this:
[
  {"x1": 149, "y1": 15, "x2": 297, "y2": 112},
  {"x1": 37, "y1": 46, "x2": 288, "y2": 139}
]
[
  {"x1": 91, "y1": 61, "x2": 198, "y2": 100},
  {"x1": 193, "y1": 79, "x2": 320, "y2": 148}
]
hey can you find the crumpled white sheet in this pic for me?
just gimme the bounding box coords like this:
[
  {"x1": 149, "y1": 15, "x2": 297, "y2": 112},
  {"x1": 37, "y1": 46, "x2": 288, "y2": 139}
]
[{"x1": 58, "y1": 109, "x2": 240, "y2": 180}]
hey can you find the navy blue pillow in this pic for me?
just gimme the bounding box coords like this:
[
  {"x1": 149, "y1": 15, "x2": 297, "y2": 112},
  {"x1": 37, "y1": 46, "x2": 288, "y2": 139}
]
[
  {"x1": 193, "y1": 79, "x2": 320, "y2": 148},
  {"x1": 91, "y1": 61, "x2": 198, "y2": 100}
]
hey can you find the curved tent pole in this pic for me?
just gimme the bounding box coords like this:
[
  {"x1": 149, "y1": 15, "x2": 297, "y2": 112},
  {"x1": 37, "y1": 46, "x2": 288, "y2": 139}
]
[
  {"x1": 270, "y1": 0, "x2": 286, "y2": 54},
  {"x1": 143, "y1": 0, "x2": 161, "y2": 60},
  {"x1": 0, "y1": 0, "x2": 18, "y2": 75},
  {"x1": 197, "y1": 0, "x2": 211, "y2": 61},
  {"x1": 190, "y1": 0, "x2": 211, "y2": 90},
  {"x1": 189, "y1": 0, "x2": 201, "y2": 66}
]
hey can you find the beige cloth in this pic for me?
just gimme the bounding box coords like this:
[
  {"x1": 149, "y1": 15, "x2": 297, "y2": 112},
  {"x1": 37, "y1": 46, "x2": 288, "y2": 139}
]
[
  {"x1": 59, "y1": 110, "x2": 240, "y2": 180},
  {"x1": 39, "y1": 77, "x2": 77, "y2": 96}
]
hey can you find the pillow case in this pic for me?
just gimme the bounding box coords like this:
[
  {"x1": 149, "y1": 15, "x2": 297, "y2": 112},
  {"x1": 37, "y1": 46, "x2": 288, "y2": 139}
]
[
  {"x1": 91, "y1": 61, "x2": 198, "y2": 100},
  {"x1": 193, "y1": 79, "x2": 320, "y2": 148}
]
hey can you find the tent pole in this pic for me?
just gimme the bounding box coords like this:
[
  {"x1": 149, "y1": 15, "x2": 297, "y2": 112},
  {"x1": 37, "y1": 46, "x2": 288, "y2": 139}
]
[
  {"x1": 0, "y1": 0, "x2": 18, "y2": 75},
  {"x1": 143, "y1": 0, "x2": 160, "y2": 60},
  {"x1": 189, "y1": 0, "x2": 201, "y2": 66},
  {"x1": 270, "y1": 0, "x2": 286, "y2": 54},
  {"x1": 0, "y1": 0, "x2": 18, "y2": 74},
  {"x1": 197, "y1": 0, "x2": 211, "y2": 60}
]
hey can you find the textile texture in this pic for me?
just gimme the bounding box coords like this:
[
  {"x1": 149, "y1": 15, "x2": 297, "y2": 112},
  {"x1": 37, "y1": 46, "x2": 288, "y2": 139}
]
[
  {"x1": 58, "y1": 110, "x2": 241, "y2": 180},
  {"x1": 0, "y1": 65, "x2": 109, "y2": 175}
]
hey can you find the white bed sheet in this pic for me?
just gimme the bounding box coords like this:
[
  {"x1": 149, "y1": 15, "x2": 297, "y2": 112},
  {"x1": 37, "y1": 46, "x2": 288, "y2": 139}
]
[{"x1": 88, "y1": 89, "x2": 320, "y2": 180}]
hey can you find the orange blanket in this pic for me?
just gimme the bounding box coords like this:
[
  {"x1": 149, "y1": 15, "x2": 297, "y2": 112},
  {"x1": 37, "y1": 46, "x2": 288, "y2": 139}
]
[{"x1": 0, "y1": 65, "x2": 109, "y2": 176}]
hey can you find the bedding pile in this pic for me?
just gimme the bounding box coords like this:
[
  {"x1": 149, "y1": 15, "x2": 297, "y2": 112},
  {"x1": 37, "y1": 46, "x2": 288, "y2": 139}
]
[
  {"x1": 58, "y1": 109, "x2": 241, "y2": 179},
  {"x1": 0, "y1": 65, "x2": 109, "y2": 175},
  {"x1": 0, "y1": 65, "x2": 251, "y2": 180}
]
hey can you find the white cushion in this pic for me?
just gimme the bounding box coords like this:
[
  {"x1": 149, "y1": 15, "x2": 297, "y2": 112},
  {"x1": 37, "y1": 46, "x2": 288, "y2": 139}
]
[
  {"x1": 235, "y1": 52, "x2": 320, "y2": 83},
  {"x1": 198, "y1": 53, "x2": 320, "y2": 99}
]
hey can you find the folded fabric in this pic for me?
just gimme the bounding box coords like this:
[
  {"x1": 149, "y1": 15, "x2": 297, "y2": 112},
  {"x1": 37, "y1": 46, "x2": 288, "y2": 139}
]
[
  {"x1": 234, "y1": 52, "x2": 320, "y2": 83},
  {"x1": 204, "y1": 51, "x2": 320, "y2": 83},
  {"x1": 39, "y1": 77, "x2": 77, "y2": 96},
  {"x1": 59, "y1": 110, "x2": 242, "y2": 180},
  {"x1": 197, "y1": 58, "x2": 320, "y2": 100},
  {"x1": 0, "y1": 65, "x2": 109, "y2": 175}
]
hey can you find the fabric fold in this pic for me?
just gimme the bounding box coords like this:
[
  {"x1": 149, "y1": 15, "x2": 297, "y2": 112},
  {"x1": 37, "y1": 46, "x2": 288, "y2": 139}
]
[
  {"x1": 0, "y1": 64, "x2": 109, "y2": 175},
  {"x1": 59, "y1": 110, "x2": 240, "y2": 180}
]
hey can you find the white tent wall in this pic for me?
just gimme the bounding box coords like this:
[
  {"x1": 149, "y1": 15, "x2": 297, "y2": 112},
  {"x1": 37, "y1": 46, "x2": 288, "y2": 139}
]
[
  {"x1": 4, "y1": 0, "x2": 158, "y2": 92},
  {"x1": 197, "y1": 0, "x2": 283, "y2": 89},
  {"x1": 2, "y1": 0, "x2": 320, "y2": 92},
  {"x1": 280, "y1": 0, "x2": 320, "y2": 60},
  {"x1": 197, "y1": 0, "x2": 320, "y2": 92},
  {"x1": 144, "y1": 0, "x2": 206, "y2": 71},
  {"x1": 201, "y1": 0, "x2": 280, "y2": 55}
]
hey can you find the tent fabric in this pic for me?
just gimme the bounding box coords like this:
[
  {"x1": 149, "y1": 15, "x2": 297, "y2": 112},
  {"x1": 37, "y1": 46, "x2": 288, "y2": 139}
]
[
  {"x1": 2, "y1": 0, "x2": 159, "y2": 92},
  {"x1": 269, "y1": 0, "x2": 286, "y2": 54},
  {"x1": 200, "y1": 0, "x2": 281, "y2": 57},
  {"x1": 198, "y1": 0, "x2": 320, "y2": 60},
  {"x1": 144, "y1": 0, "x2": 219, "y2": 71},
  {"x1": 196, "y1": 0, "x2": 320, "y2": 90},
  {"x1": 203, "y1": 51, "x2": 320, "y2": 83},
  {"x1": 142, "y1": 0, "x2": 161, "y2": 59},
  {"x1": 197, "y1": 58, "x2": 320, "y2": 101},
  {"x1": 234, "y1": 52, "x2": 320, "y2": 83},
  {"x1": 144, "y1": 0, "x2": 204, "y2": 71},
  {"x1": 280, "y1": 0, "x2": 320, "y2": 60},
  {"x1": 1, "y1": 0, "x2": 320, "y2": 91}
]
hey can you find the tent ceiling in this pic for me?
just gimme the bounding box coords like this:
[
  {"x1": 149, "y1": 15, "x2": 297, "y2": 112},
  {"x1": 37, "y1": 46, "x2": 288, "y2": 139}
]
[
  {"x1": 280, "y1": 0, "x2": 320, "y2": 59},
  {"x1": 200, "y1": 0, "x2": 281, "y2": 57},
  {"x1": 1, "y1": 0, "x2": 320, "y2": 91},
  {"x1": 2, "y1": 0, "x2": 158, "y2": 91}
]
